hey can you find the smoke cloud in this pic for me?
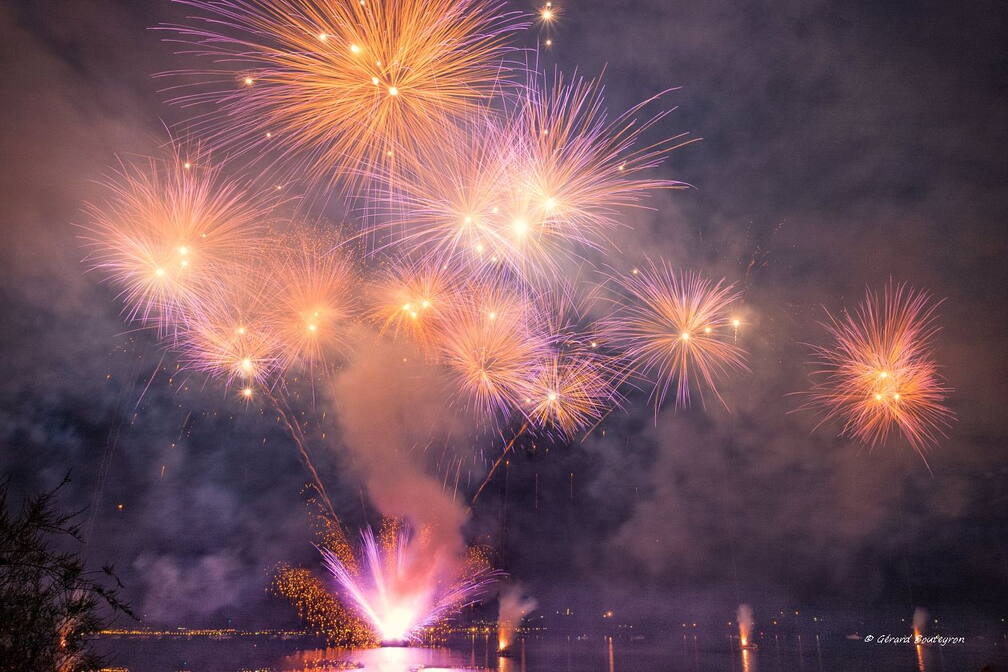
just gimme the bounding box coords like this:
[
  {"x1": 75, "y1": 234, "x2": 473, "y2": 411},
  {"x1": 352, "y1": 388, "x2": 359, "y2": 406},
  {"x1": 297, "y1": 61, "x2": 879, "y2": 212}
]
[{"x1": 328, "y1": 327, "x2": 478, "y2": 594}]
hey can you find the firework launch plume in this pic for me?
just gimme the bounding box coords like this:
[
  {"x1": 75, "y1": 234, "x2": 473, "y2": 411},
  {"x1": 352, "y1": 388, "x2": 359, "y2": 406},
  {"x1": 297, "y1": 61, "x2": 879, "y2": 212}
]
[
  {"x1": 737, "y1": 603, "x2": 754, "y2": 648},
  {"x1": 912, "y1": 606, "x2": 929, "y2": 638},
  {"x1": 160, "y1": 0, "x2": 527, "y2": 186},
  {"x1": 803, "y1": 283, "x2": 954, "y2": 462},
  {"x1": 320, "y1": 523, "x2": 497, "y2": 643},
  {"x1": 497, "y1": 584, "x2": 537, "y2": 653}
]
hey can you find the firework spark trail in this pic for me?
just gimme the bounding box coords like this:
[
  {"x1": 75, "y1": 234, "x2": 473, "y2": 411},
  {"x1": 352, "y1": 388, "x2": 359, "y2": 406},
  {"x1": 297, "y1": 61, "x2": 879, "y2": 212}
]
[
  {"x1": 469, "y1": 421, "x2": 528, "y2": 508},
  {"x1": 803, "y1": 283, "x2": 954, "y2": 463},
  {"x1": 320, "y1": 524, "x2": 497, "y2": 642},
  {"x1": 605, "y1": 262, "x2": 749, "y2": 411},
  {"x1": 159, "y1": 0, "x2": 527, "y2": 187},
  {"x1": 266, "y1": 388, "x2": 340, "y2": 522}
]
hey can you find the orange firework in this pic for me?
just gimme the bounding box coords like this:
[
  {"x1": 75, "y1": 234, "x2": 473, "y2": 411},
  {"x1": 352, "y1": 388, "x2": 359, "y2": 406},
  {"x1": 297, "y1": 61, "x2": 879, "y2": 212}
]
[
  {"x1": 264, "y1": 228, "x2": 358, "y2": 372},
  {"x1": 804, "y1": 284, "x2": 953, "y2": 460},
  {"x1": 437, "y1": 280, "x2": 547, "y2": 417},
  {"x1": 162, "y1": 0, "x2": 526, "y2": 185},
  {"x1": 179, "y1": 276, "x2": 280, "y2": 389},
  {"x1": 607, "y1": 262, "x2": 748, "y2": 410},
  {"x1": 368, "y1": 260, "x2": 463, "y2": 351},
  {"x1": 82, "y1": 149, "x2": 270, "y2": 332},
  {"x1": 525, "y1": 351, "x2": 615, "y2": 437}
]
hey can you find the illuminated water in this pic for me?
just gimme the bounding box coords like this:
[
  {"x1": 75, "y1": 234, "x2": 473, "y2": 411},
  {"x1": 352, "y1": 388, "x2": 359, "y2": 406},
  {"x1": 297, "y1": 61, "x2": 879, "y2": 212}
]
[{"x1": 97, "y1": 632, "x2": 1006, "y2": 671}]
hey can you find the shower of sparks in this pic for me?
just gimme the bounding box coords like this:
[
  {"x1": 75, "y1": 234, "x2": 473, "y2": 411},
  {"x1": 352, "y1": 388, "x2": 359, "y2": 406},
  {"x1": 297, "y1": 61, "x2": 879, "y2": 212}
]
[
  {"x1": 160, "y1": 0, "x2": 528, "y2": 186},
  {"x1": 803, "y1": 283, "x2": 954, "y2": 460},
  {"x1": 606, "y1": 262, "x2": 749, "y2": 410},
  {"x1": 320, "y1": 523, "x2": 498, "y2": 643}
]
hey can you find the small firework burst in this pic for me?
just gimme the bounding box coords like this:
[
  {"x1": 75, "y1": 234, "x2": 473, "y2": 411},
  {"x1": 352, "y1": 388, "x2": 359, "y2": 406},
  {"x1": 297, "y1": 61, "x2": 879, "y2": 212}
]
[
  {"x1": 264, "y1": 228, "x2": 358, "y2": 372},
  {"x1": 525, "y1": 351, "x2": 615, "y2": 437},
  {"x1": 368, "y1": 259, "x2": 462, "y2": 351},
  {"x1": 804, "y1": 283, "x2": 954, "y2": 460},
  {"x1": 606, "y1": 262, "x2": 748, "y2": 410},
  {"x1": 179, "y1": 278, "x2": 280, "y2": 389},
  {"x1": 436, "y1": 279, "x2": 548, "y2": 417},
  {"x1": 82, "y1": 149, "x2": 269, "y2": 333}
]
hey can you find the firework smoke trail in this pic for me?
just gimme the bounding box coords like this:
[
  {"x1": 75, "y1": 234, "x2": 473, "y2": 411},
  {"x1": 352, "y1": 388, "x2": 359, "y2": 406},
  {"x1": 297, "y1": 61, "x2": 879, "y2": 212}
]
[
  {"x1": 497, "y1": 584, "x2": 537, "y2": 652},
  {"x1": 605, "y1": 262, "x2": 749, "y2": 411},
  {"x1": 803, "y1": 283, "x2": 954, "y2": 464},
  {"x1": 912, "y1": 606, "x2": 929, "y2": 639},
  {"x1": 320, "y1": 524, "x2": 497, "y2": 643},
  {"x1": 159, "y1": 0, "x2": 527, "y2": 186}
]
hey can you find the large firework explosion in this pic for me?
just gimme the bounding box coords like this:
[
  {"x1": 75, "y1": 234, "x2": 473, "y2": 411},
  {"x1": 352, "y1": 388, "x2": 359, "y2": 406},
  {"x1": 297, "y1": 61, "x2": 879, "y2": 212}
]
[{"x1": 82, "y1": 0, "x2": 954, "y2": 647}]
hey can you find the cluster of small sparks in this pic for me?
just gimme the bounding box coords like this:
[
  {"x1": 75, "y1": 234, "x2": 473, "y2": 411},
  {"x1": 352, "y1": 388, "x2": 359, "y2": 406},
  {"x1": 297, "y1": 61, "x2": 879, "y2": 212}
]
[{"x1": 85, "y1": 0, "x2": 955, "y2": 647}]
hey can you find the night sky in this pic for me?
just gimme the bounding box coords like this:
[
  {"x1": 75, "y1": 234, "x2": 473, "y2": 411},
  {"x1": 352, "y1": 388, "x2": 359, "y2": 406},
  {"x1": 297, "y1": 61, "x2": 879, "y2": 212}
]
[{"x1": 2, "y1": 0, "x2": 1007, "y2": 629}]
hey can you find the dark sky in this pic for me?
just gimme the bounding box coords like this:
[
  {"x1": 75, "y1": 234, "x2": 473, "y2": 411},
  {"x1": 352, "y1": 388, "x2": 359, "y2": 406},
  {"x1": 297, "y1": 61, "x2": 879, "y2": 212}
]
[{"x1": 1, "y1": 0, "x2": 1007, "y2": 629}]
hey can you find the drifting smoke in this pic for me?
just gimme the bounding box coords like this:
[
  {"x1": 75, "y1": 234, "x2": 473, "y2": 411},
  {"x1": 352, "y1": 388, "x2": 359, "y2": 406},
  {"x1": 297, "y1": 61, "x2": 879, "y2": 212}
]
[
  {"x1": 330, "y1": 329, "x2": 471, "y2": 543},
  {"x1": 737, "y1": 603, "x2": 754, "y2": 647},
  {"x1": 497, "y1": 584, "x2": 538, "y2": 652}
]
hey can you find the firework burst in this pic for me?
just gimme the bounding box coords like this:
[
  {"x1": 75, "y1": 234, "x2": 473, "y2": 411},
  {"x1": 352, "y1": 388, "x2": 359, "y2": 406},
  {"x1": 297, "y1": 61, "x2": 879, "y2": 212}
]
[
  {"x1": 162, "y1": 0, "x2": 526, "y2": 185},
  {"x1": 525, "y1": 351, "x2": 615, "y2": 437},
  {"x1": 264, "y1": 228, "x2": 358, "y2": 372},
  {"x1": 82, "y1": 150, "x2": 269, "y2": 332},
  {"x1": 803, "y1": 283, "x2": 953, "y2": 460},
  {"x1": 436, "y1": 280, "x2": 548, "y2": 417},
  {"x1": 606, "y1": 263, "x2": 748, "y2": 410},
  {"x1": 368, "y1": 259, "x2": 462, "y2": 352},
  {"x1": 379, "y1": 72, "x2": 692, "y2": 283},
  {"x1": 178, "y1": 276, "x2": 280, "y2": 389}
]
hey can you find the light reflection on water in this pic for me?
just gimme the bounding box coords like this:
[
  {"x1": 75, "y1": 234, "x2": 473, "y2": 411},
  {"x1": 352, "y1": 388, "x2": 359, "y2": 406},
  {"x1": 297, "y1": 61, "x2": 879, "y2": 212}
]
[{"x1": 97, "y1": 633, "x2": 1004, "y2": 672}]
